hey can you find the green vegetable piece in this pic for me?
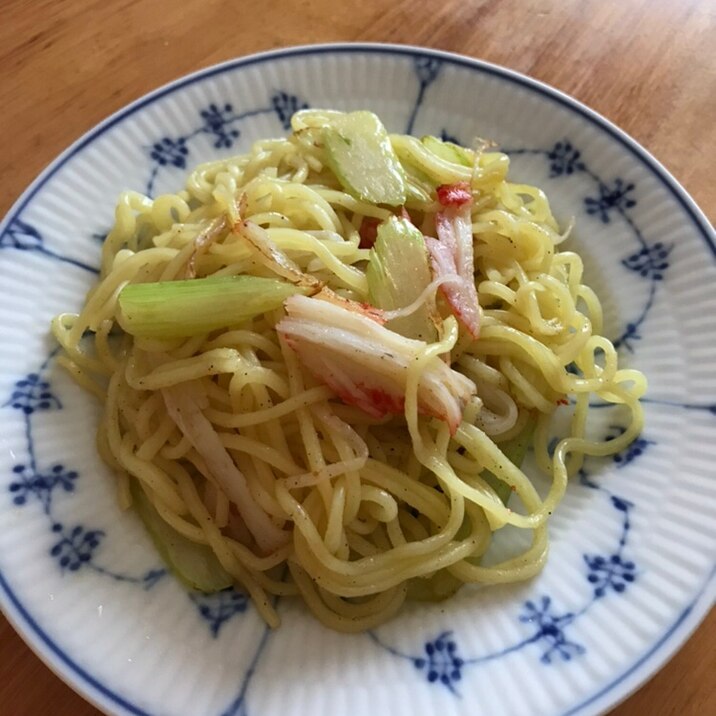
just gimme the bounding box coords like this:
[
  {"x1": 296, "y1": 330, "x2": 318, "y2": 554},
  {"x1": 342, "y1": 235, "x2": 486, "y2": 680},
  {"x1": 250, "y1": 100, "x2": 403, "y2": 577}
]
[
  {"x1": 118, "y1": 275, "x2": 307, "y2": 338},
  {"x1": 421, "y1": 135, "x2": 474, "y2": 167},
  {"x1": 482, "y1": 419, "x2": 536, "y2": 504},
  {"x1": 401, "y1": 159, "x2": 437, "y2": 206},
  {"x1": 131, "y1": 481, "x2": 233, "y2": 592},
  {"x1": 323, "y1": 111, "x2": 406, "y2": 206},
  {"x1": 366, "y1": 216, "x2": 437, "y2": 342}
]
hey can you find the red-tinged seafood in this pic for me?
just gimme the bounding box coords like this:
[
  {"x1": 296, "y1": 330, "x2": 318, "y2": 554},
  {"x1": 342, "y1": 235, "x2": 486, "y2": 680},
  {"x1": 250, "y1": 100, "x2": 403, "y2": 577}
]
[
  {"x1": 427, "y1": 204, "x2": 481, "y2": 338},
  {"x1": 436, "y1": 181, "x2": 472, "y2": 208},
  {"x1": 277, "y1": 294, "x2": 476, "y2": 433}
]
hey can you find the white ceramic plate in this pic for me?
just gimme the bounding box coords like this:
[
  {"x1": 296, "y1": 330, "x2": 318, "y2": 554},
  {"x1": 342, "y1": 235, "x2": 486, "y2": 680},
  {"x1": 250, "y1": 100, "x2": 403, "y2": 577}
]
[{"x1": 0, "y1": 44, "x2": 714, "y2": 716}]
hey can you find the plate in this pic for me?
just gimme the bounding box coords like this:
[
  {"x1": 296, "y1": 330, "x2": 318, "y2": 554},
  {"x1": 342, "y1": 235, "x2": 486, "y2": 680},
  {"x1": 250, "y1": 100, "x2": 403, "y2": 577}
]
[{"x1": 0, "y1": 43, "x2": 714, "y2": 716}]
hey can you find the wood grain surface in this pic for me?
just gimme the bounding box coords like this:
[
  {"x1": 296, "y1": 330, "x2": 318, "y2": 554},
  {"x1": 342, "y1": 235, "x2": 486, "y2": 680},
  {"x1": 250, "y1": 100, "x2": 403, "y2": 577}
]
[{"x1": 0, "y1": 0, "x2": 714, "y2": 714}]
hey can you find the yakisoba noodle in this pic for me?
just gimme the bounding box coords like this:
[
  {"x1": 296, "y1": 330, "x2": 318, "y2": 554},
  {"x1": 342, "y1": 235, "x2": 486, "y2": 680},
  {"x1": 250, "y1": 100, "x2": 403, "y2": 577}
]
[{"x1": 52, "y1": 109, "x2": 645, "y2": 631}]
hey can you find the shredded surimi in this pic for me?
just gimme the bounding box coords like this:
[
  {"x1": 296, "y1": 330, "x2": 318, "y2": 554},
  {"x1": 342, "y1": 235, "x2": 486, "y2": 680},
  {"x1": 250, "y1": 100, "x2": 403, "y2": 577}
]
[{"x1": 277, "y1": 294, "x2": 476, "y2": 434}]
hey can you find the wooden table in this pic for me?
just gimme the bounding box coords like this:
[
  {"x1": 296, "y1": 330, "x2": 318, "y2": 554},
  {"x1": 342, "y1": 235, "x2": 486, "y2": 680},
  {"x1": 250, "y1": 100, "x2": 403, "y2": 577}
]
[{"x1": 1, "y1": 1, "x2": 713, "y2": 714}]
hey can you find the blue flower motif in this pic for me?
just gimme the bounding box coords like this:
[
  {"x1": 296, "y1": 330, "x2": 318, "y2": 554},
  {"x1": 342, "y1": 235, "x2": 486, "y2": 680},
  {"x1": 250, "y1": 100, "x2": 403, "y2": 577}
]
[
  {"x1": 50, "y1": 524, "x2": 104, "y2": 571},
  {"x1": 191, "y1": 589, "x2": 249, "y2": 637},
  {"x1": 584, "y1": 179, "x2": 637, "y2": 222},
  {"x1": 519, "y1": 597, "x2": 585, "y2": 663},
  {"x1": 613, "y1": 436, "x2": 654, "y2": 467},
  {"x1": 584, "y1": 553, "x2": 637, "y2": 597},
  {"x1": 546, "y1": 140, "x2": 586, "y2": 177},
  {"x1": 610, "y1": 495, "x2": 633, "y2": 513},
  {"x1": 3, "y1": 373, "x2": 61, "y2": 415},
  {"x1": 142, "y1": 568, "x2": 167, "y2": 590},
  {"x1": 1, "y1": 217, "x2": 44, "y2": 250},
  {"x1": 578, "y1": 467, "x2": 601, "y2": 490},
  {"x1": 622, "y1": 242, "x2": 672, "y2": 280},
  {"x1": 271, "y1": 91, "x2": 309, "y2": 130},
  {"x1": 440, "y1": 129, "x2": 461, "y2": 144},
  {"x1": 149, "y1": 136, "x2": 189, "y2": 168},
  {"x1": 615, "y1": 321, "x2": 642, "y2": 352},
  {"x1": 413, "y1": 631, "x2": 464, "y2": 693},
  {"x1": 200, "y1": 103, "x2": 240, "y2": 148},
  {"x1": 414, "y1": 56, "x2": 442, "y2": 86},
  {"x1": 605, "y1": 425, "x2": 654, "y2": 467},
  {"x1": 9, "y1": 463, "x2": 78, "y2": 511}
]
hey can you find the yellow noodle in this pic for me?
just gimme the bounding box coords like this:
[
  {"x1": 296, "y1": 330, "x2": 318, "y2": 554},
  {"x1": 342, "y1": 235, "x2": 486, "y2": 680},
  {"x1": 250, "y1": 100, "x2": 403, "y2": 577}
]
[{"x1": 51, "y1": 116, "x2": 645, "y2": 633}]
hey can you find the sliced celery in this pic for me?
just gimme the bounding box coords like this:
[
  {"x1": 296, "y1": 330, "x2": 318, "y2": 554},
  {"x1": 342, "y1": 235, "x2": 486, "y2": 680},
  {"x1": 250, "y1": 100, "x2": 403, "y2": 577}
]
[
  {"x1": 401, "y1": 160, "x2": 437, "y2": 207},
  {"x1": 118, "y1": 275, "x2": 306, "y2": 338},
  {"x1": 132, "y1": 481, "x2": 233, "y2": 593},
  {"x1": 391, "y1": 134, "x2": 471, "y2": 186},
  {"x1": 323, "y1": 111, "x2": 407, "y2": 206},
  {"x1": 366, "y1": 216, "x2": 437, "y2": 342},
  {"x1": 421, "y1": 135, "x2": 474, "y2": 167}
]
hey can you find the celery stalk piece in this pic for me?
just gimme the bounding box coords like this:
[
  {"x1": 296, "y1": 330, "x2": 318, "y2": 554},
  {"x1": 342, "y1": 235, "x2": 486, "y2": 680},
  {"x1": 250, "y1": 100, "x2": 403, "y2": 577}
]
[
  {"x1": 421, "y1": 135, "x2": 474, "y2": 167},
  {"x1": 132, "y1": 481, "x2": 233, "y2": 593},
  {"x1": 323, "y1": 111, "x2": 407, "y2": 206},
  {"x1": 391, "y1": 134, "x2": 471, "y2": 186},
  {"x1": 118, "y1": 275, "x2": 307, "y2": 338},
  {"x1": 366, "y1": 216, "x2": 437, "y2": 342}
]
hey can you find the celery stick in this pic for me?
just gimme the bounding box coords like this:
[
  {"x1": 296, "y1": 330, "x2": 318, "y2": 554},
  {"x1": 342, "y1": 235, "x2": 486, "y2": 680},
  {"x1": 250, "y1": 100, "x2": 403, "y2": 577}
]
[
  {"x1": 366, "y1": 216, "x2": 437, "y2": 342},
  {"x1": 421, "y1": 135, "x2": 474, "y2": 167},
  {"x1": 323, "y1": 111, "x2": 407, "y2": 206},
  {"x1": 118, "y1": 275, "x2": 306, "y2": 338},
  {"x1": 132, "y1": 481, "x2": 233, "y2": 593}
]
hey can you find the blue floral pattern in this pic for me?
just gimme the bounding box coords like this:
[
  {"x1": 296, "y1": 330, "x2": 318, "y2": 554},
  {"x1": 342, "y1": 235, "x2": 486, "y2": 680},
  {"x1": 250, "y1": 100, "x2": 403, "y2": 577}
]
[
  {"x1": 0, "y1": 217, "x2": 98, "y2": 273},
  {"x1": 583, "y1": 493, "x2": 637, "y2": 598},
  {"x1": 191, "y1": 589, "x2": 250, "y2": 637},
  {"x1": 201, "y1": 103, "x2": 242, "y2": 148},
  {"x1": 9, "y1": 463, "x2": 78, "y2": 510},
  {"x1": 1, "y1": 217, "x2": 44, "y2": 250},
  {"x1": 4, "y1": 372, "x2": 61, "y2": 414},
  {"x1": 439, "y1": 129, "x2": 461, "y2": 145},
  {"x1": 271, "y1": 91, "x2": 309, "y2": 130},
  {"x1": 3, "y1": 353, "x2": 166, "y2": 590},
  {"x1": 519, "y1": 597, "x2": 585, "y2": 663},
  {"x1": 144, "y1": 91, "x2": 309, "y2": 196},
  {"x1": 413, "y1": 632, "x2": 465, "y2": 693},
  {"x1": 546, "y1": 140, "x2": 586, "y2": 177},
  {"x1": 50, "y1": 524, "x2": 105, "y2": 571},
  {"x1": 406, "y1": 56, "x2": 442, "y2": 133},
  {"x1": 149, "y1": 136, "x2": 189, "y2": 168},
  {"x1": 585, "y1": 554, "x2": 637, "y2": 597},
  {"x1": 622, "y1": 242, "x2": 672, "y2": 280},
  {"x1": 584, "y1": 178, "x2": 637, "y2": 222}
]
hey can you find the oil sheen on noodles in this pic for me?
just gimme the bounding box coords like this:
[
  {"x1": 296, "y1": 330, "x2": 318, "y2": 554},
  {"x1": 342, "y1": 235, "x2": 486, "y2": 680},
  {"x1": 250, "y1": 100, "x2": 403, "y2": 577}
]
[{"x1": 52, "y1": 109, "x2": 646, "y2": 632}]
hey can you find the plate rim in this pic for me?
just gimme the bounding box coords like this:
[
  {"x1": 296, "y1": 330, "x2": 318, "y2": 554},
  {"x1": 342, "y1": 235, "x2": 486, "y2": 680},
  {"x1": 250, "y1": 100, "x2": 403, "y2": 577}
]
[{"x1": 0, "y1": 41, "x2": 714, "y2": 716}]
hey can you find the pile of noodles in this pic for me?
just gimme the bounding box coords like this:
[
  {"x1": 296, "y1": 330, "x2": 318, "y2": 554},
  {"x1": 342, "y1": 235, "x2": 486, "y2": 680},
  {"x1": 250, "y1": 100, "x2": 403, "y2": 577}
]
[{"x1": 52, "y1": 111, "x2": 645, "y2": 631}]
